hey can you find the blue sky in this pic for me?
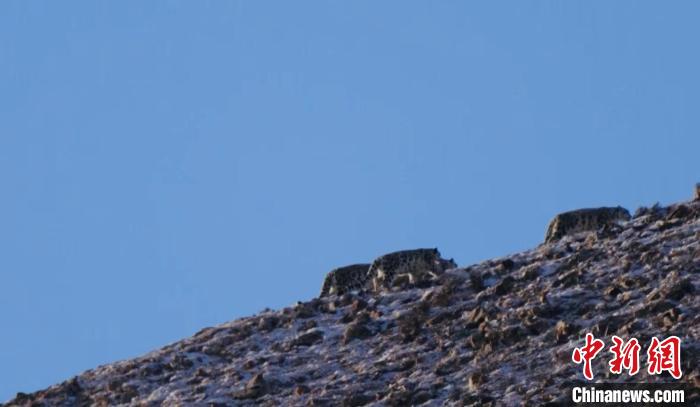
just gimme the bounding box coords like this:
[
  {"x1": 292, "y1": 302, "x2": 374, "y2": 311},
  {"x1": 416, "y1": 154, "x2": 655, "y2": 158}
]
[{"x1": 1, "y1": 1, "x2": 698, "y2": 400}]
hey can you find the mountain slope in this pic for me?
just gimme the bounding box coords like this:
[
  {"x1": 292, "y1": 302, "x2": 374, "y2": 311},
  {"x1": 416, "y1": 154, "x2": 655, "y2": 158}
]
[{"x1": 4, "y1": 197, "x2": 699, "y2": 406}]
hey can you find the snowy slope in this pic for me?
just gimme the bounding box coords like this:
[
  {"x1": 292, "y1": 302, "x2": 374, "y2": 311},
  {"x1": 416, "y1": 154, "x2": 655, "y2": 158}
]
[{"x1": 4, "y1": 198, "x2": 699, "y2": 406}]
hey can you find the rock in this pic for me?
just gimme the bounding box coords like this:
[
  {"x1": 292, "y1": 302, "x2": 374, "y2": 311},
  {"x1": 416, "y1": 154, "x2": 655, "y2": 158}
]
[
  {"x1": 202, "y1": 343, "x2": 228, "y2": 357},
  {"x1": 342, "y1": 392, "x2": 375, "y2": 406},
  {"x1": 493, "y1": 276, "x2": 515, "y2": 295},
  {"x1": 384, "y1": 389, "x2": 413, "y2": 406},
  {"x1": 665, "y1": 277, "x2": 694, "y2": 301},
  {"x1": 377, "y1": 357, "x2": 417, "y2": 374},
  {"x1": 427, "y1": 309, "x2": 460, "y2": 326},
  {"x1": 290, "y1": 329, "x2": 324, "y2": 347},
  {"x1": 518, "y1": 264, "x2": 540, "y2": 281},
  {"x1": 107, "y1": 379, "x2": 123, "y2": 392},
  {"x1": 470, "y1": 271, "x2": 485, "y2": 291},
  {"x1": 655, "y1": 307, "x2": 681, "y2": 330},
  {"x1": 604, "y1": 285, "x2": 621, "y2": 297},
  {"x1": 434, "y1": 355, "x2": 462, "y2": 375},
  {"x1": 293, "y1": 302, "x2": 316, "y2": 319},
  {"x1": 116, "y1": 384, "x2": 139, "y2": 404},
  {"x1": 350, "y1": 298, "x2": 368, "y2": 313},
  {"x1": 396, "y1": 306, "x2": 428, "y2": 342},
  {"x1": 298, "y1": 319, "x2": 318, "y2": 331},
  {"x1": 553, "y1": 269, "x2": 580, "y2": 288},
  {"x1": 522, "y1": 315, "x2": 549, "y2": 336},
  {"x1": 343, "y1": 322, "x2": 373, "y2": 344},
  {"x1": 635, "y1": 299, "x2": 675, "y2": 318},
  {"x1": 500, "y1": 258, "x2": 515, "y2": 271},
  {"x1": 193, "y1": 327, "x2": 218, "y2": 341},
  {"x1": 667, "y1": 204, "x2": 691, "y2": 220},
  {"x1": 411, "y1": 390, "x2": 434, "y2": 404},
  {"x1": 13, "y1": 392, "x2": 31, "y2": 403},
  {"x1": 234, "y1": 373, "x2": 268, "y2": 400},
  {"x1": 467, "y1": 372, "x2": 486, "y2": 392},
  {"x1": 592, "y1": 315, "x2": 629, "y2": 336},
  {"x1": 168, "y1": 353, "x2": 194, "y2": 370},
  {"x1": 464, "y1": 306, "x2": 489, "y2": 327},
  {"x1": 336, "y1": 293, "x2": 355, "y2": 307},
  {"x1": 429, "y1": 278, "x2": 458, "y2": 307},
  {"x1": 554, "y1": 320, "x2": 576, "y2": 343},
  {"x1": 258, "y1": 315, "x2": 280, "y2": 331},
  {"x1": 63, "y1": 377, "x2": 82, "y2": 396}
]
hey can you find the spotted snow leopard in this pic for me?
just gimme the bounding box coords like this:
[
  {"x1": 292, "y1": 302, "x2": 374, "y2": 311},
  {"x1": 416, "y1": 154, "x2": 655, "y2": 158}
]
[
  {"x1": 544, "y1": 206, "x2": 631, "y2": 243},
  {"x1": 366, "y1": 248, "x2": 457, "y2": 293},
  {"x1": 319, "y1": 264, "x2": 371, "y2": 297}
]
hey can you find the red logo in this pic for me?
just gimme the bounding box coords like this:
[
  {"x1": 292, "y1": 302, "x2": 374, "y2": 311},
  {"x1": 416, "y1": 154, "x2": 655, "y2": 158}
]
[
  {"x1": 572, "y1": 333, "x2": 605, "y2": 380},
  {"x1": 647, "y1": 336, "x2": 682, "y2": 379},
  {"x1": 573, "y1": 334, "x2": 682, "y2": 380},
  {"x1": 608, "y1": 335, "x2": 641, "y2": 376}
]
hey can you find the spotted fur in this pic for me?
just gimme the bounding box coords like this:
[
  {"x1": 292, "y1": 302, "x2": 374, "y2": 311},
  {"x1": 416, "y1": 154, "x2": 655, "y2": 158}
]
[
  {"x1": 545, "y1": 206, "x2": 630, "y2": 243},
  {"x1": 366, "y1": 248, "x2": 456, "y2": 293},
  {"x1": 319, "y1": 264, "x2": 371, "y2": 297}
]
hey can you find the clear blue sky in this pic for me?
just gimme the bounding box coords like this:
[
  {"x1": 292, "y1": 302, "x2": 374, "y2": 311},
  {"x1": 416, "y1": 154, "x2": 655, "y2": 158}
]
[{"x1": 1, "y1": 1, "x2": 698, "y2": 400}]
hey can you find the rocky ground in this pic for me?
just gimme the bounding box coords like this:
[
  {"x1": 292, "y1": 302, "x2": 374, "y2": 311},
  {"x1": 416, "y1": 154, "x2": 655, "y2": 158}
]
[{"x1": 4, "y1": 198, "x2": 699, "y2": 406}]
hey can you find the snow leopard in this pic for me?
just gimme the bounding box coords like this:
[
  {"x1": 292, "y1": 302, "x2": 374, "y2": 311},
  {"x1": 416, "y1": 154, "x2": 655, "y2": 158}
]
[
  {"x1": 319, "y1": 264, "x2": 371, "y2": 297},
  {"x1": 366, "y1": 248, "x2": 457, "y2": 293},
  {"x1": 545, "y1": 206, "x2": 631, "y2": 243}
]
